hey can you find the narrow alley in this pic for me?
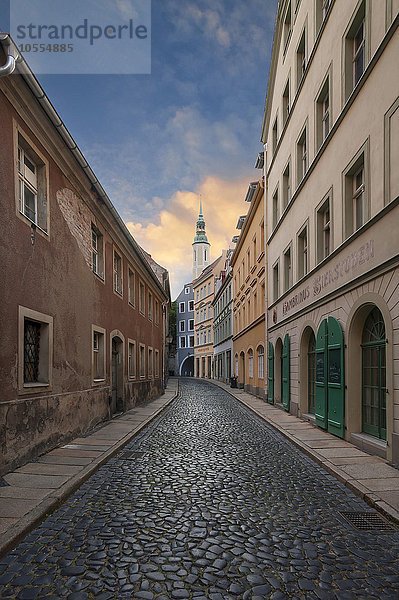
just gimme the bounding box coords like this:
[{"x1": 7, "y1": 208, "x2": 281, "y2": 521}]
[{"x1": 0, "y1": 379, "x2": 399, "y2": 599}]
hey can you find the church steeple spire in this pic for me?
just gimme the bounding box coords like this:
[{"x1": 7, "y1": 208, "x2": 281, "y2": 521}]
[{"x1": 192, "y1": 197, "x2": 211, "y2": 279}]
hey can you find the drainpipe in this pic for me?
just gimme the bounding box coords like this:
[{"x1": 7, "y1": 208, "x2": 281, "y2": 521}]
[
  {"x1": 0, "y1": 34, "x2": 17, "y2": 77},
  {"x1": 263, "y1": 142, "x2": 269, "y2": 401}
]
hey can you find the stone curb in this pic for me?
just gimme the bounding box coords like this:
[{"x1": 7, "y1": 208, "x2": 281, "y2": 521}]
[
  {"x1": 0, "y1": 381, "x2": 180, "y2": 558},
  {"x1": 205, "y1": 378, "x2": 399, "y2": 526}
]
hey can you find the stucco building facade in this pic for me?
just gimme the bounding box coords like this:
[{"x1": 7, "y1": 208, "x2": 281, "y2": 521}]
[
  {"x1": 262, "y1": 0, "x2": 399, "y2": 461},
  {"x1": 212, "y1": 250, "x2": 234, "y2": 384},
  {"x1": 232, "y1": 180, "x2": 266, "y2": 398},
  {"x1": 176, "y1": 283, "x2": 195, "y2": 376},
  {"x1": 0, "y1": 38, "x2": 169, "y2": 475}
]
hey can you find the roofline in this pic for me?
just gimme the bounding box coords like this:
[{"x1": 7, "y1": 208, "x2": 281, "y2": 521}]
[
  {"x1": 230, "y1": 181, "x2": 264, "y2": 267},
  {"x1": 0, "y1": 34, "x2": 168, "y2": 300},
  {"x1": 261, "y1": 1, "x2": 283, "y2": 144}
]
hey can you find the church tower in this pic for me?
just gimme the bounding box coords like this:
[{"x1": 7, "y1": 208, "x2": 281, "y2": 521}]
[{"x1": 192, "y1": 199, "x2": 211, "y2": 280}]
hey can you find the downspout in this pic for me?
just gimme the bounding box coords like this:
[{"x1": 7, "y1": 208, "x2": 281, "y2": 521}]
[
  {"x1": 264, "y1": 142, "x2": 269, "y2": 401},
  {"x1": 0, "y1": 34, "x2": 17, "y2": 77}
]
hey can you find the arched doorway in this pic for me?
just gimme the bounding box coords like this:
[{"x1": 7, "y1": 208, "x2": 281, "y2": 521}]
[
  {"x1": 308, "y1": 332, "x2": 316, "y2": 415},
  {"x1": 267, "y1": 342, "x2": 274, "y2": 404},
  {"x1": 111, "y1": 335, "x2": 124, "y2": 415},
  {"x1": 239, "y1": 351, "x2": 245, "y2": 389},
  {"x1": 180, "y1": 355, "x2": 194, "y2": 377},
  {"x1": 362, "y1": 307, "x2": 387, "y2": 440},
  {"x1": 299, "y1": 326, "x2": 317, "y2": 415},
  {"x1": 275, "y1": 338, "x2": 283, "y2": 404}
]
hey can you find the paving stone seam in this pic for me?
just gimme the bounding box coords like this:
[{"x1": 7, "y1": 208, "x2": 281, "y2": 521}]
[
  {"x1": 0, "y1": 382, "x2": 180, "y2": 559},
  {"x1": 204, "y1": 378, "x2": 399, "y2": 526}
]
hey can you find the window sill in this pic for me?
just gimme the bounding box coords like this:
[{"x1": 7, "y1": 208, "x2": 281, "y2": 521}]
[
  {"x1": 23, "y1": 382, "x2": 49, "y2": 388},
  {"x1": 93, "y1": 378, "x2": 105, "y2": 384},
  {"x1": 129, "y1": 302, "x2": 135, "y2": 309},
  {"x1": 93, "y1": 271, "x2": 105, "y2": 282}
]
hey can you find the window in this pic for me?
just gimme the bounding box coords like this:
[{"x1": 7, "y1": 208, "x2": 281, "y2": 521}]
[
  {"x1": 148, "y1": 347, "x2": 153, "y2": 378},
  {"x1": 91, "y1": 225, "x2": 104, "y2": 278},
  {"x1": 155, "y1": 299, "x2": 160, "y2": 325},
  {"x1": 179, "y1": 321, "x2": 185, "y2": 332},
  {"x1": 282, "y1": 78, "x2": 290, "y2": 126},
  {"x1": 257, "y1": 346, "x2": 265, "y2": 379},
  {"x1": 317, "y1": 194, "x2": 331, "y2": 263},
  {"x1": 19, "y1": 307, "x2": 53, "y2": 390},
  {"x1": 180, "y1": 336, "x2": 186, "y2": 348},
  {"x1": 185, "y1": 287, "x2": 190, "y2": 294},
  {"x1": 260, "y1": 220, "x2": 265, "y2": 254},
  {"x1": 155, "y1": 349, "x2": 160, "y2": 377},
  {"x1": 297, "y1": 224, "x2": 308, "y2": 279},
  {"x1": 128, "y1": 341, "x2": 136, "y2": 379},
  {"x1": 316, "y1": 0, "x2": 332, "y2": 34},
  {"x1": 296, "y1": 26, "x2": 306, "y2": 89},
  {"x1": 272, "y1": 115, "x2": 278, "y2": 154},
  {"x1": 128, "y1": 268, "x2": 135, "y2": 306},
  {"x1": 17, "y1": 133, "x2": 48, "y2": 232},
  {"x1": 189, "y1": 319, "x2": 194, "y2": 330},
  {"x1": 282, "y1": 159, "x2": 291, "y2": 209},
  {"x1": 344, "y1": 1, "x2": 367, "y2": 101},
  {"x1": 284, "y1": 245, "x2": 292, "y2": 292},
  {"x1": 189, "y1": 300, "x2": 194, "y2": 312},
  {"x1": 148, "y1": 292, "x2": 153, "y2": 321},
  {"x1": 179, "y1": 302, "x2": 185, "y2": 313},
  {"x1": 316, "y1": 73, "x2": 330, "y2": 150},
  {"x1": 93, "y1": 328, "x2": 105, "y2": 381},
  {"x1": 283, "y1": 1, "x2": 292, "y2": 51},
  {"x1": 273, "y1": 261, "x2": 280, "y2": 302},
  {"x1": 189, "y1": 335, "x2": 195, "y2": 347},
  {"x1": 139, "y1": 281, "x2": 145, "y2": 315},
  {"x1": 344, "y1": 143, "x2": 368, "y2": 238},
  {"x1": 248, "y1": 349, "x2": 254, "y2": 379},
  {"x1": 113, "y1": 250, "x2": 123, "y2": 296},
  {"x1": 296, "y1": 124, "x2": 308, "y2": 185},
  {"x1": 139, "y1": 344, "x2": 146, "y2": 378},
  {"x1": 204, "y1": 249, "x2": 208, "y2": 262},
  {"x1": 272, "y1": 186, "x2": 279, "y2": 229}
]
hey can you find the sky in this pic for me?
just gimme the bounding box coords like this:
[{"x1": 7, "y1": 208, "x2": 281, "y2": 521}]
[{"x1": 1, "y1": 0, "x2": 278, "y2": 299}]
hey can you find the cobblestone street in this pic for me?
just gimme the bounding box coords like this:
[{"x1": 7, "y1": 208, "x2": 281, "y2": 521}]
[{"x1": 1, "y1": 380, "x2": 399, "y2": 599}]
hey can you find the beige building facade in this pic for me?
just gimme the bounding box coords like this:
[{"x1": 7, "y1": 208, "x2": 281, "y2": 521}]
[
  {"x1": 262, "y1": 0, "x2": 399, "y2": 461},
  {"x1": 193, "y1": 254, "x2": 225, "y2": 378},
  {"x1": 232, "y1": 181, "x2": 266, "y2": 398}
]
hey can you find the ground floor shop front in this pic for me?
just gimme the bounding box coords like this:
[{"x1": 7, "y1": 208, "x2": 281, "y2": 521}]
[
  {"x1": 233, "y1": 316, "x2": 266, "y2": 399},
  {"x1": 267, "y1": 228, "x2": 399, "y2": 462}
]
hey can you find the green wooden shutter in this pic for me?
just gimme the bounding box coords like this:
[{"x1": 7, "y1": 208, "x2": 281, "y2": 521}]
[
  {"x1": 268, "y1": 341, "x2": 274, "y2": 405},
  {"x1": 282, "y1": 334, "x2": 290, "y2": 411},
  {"x1": 315, "y1": 319, "x2": 328, "y2": 429},
  {"x1": 327, "y1": 316, "x2": 345, "y2": 438}
]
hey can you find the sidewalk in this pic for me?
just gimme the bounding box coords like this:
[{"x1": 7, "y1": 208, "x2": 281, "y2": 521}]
[
  {"x1": 208, "y1": 379, "x2": 399, "y2": 525},
  {"x1": 0, "y1": 378, "x2": 179, "y2": 557}
]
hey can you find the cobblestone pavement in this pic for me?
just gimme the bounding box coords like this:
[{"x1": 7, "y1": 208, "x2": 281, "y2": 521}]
[{"x1": 1, "y1": 380, "x2": 399, "y2": 599}]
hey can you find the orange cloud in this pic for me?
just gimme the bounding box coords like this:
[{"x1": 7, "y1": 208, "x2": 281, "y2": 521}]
[{"x1": 126, "y1": 175, "x2": 250, "y2": 299}]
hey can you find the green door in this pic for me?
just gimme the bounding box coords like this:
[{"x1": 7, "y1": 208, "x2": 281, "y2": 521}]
[
  {"x1": 282, "y1": 334, "x2": 290, "y2": 411},
  {"x1": 315, "y1": 319, "x2": 328, "y2": 429},
  {"x1": 268, "y1": 341, "x2": 274, "y2": 405},
  {"x1": 327, "y1": 317, "x2": 345, "y2": 438}
]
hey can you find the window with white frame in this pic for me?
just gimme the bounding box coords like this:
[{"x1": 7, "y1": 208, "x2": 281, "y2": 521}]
[
  {"x1": 282, "y1": 159, "x2": 291, "y2": 209},
  {"x1": 297, "y1": 124, "x2": 308, "y2": 185},
  {"x1": 93, "y1": 328, "x2": 105, "y2": 381},
  {"x1": 128, "y1": 340, "x2": 136, "y2": 379},
  {"x1": 248, "y1": 349, "x2": 254, "y2": 379},
  {"x1": 20, "y1": 307, "x2": 53, "y2": 389},
  {"x1": 189, "y1": 319, "x2": 194, "y2": 330},
  {"x1": 272, "y1": 186, "x2": 279, "y2": 229},
  {"x1": 189, "y1": 300, "x2": 194, "y2": 312},
  {"x1": 282, "y1": 78, "x2": 290, "y2": 127},
  {"x1": 185, "y1": 287, "x2": 190, "y2": 294},
  {"x1": 113, "y1": 250, "x2": 123, "y2": 296},
  {"x1": 317, "y1": 194, "x2": 331, "y2": 263},
  {"x1": 316, "y1": 0, "x2": 332, "y2": 35},
  {"x1": 257, "y1": 345, "x2": 264, "y2": 379},
  {"x1": 179, "y1": 320, "x2": 185, "y2": 332},
  {"x1": 283, "y1": 1, "x2": 292, "y2": 51},
  {"x1": 179, "y1": 302, "x2": 185, "y2": 313},
  {"x1": 344, "y1": 1, "x2": 367, "y2": 101},
  {"x1": 180, "y1": 336, "x2": 186, "y2": 348},
  {"x1": 316, "y1": 73, "x2": 330, "y2": 150},
  {"x1": 139, "y1": 281, "x2": 145, "y2": 315},
  {"x1": 17, "y1": 134, "x2": 48, "y2": 232},
  {"x1": 189, "y1": 335, "x2": 195, "y2": 348},
  {"x1": 344, "y1": 144, "x2": 368, "y2": 238},
  {"x1": 128, "y1": 268, "x2": 135, "y2": 306},
  {"x1": 139, "y1": 343, "x2": 146, "y2": 378},
  {"x1": 297, "y1": 224, "x2": 308, "y2": 279},
  {"x1": 273, "y1": 261, "x2": 280, "y2": 302},
  {"x1": 284, "y1": 245, "x2": 292, "y2": 292},
  {"x1": 91, "y1": 225, "x2": 104, "y2": 278},
  {"x1": 272, "y1": 115, "x2": 278, "y2": 155},
  {"x1": 148, "y1": 292, "x2": 153, "y2": 321},
  {"x1": 296, "y1": 26, "x2": 306, "y2": 89}
]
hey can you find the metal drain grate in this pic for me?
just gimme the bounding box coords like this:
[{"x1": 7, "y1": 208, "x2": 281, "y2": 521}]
[
  {"x1": 121, "y1": 450, "x2": 146, "y2": 460},
  {"x1": 340, "y1": 511, "x2": 397, "y2": 532}
]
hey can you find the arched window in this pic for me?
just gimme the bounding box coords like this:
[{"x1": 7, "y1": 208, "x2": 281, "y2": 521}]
[
  {"x1": 257, "y1": 345, "x2": 264, "y2": 379},
  {"x1": 362, "y1": 307, "x2": 386, "y2": 440},
  {"x1": 248, "y1": 349, "x2": 254, "y2": 378},
  {"x1": 308, "y1": 332, "x2": 316, "y2": 414},
  {"x1": 235, "y1": 354, "x2": 239, "y2": 377}
]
